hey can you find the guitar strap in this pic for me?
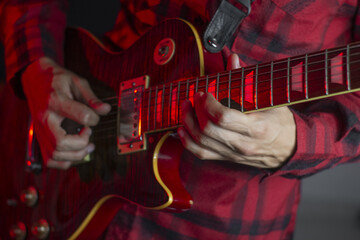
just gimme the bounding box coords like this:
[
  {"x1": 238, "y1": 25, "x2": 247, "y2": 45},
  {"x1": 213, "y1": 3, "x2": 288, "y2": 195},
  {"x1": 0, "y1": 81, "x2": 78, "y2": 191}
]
[{"x1": 203, "y1": 0, "x2": 253, "y2": 53}]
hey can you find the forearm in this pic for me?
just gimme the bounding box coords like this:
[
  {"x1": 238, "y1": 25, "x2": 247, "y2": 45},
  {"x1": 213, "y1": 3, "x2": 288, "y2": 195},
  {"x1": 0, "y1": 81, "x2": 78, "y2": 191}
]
[
  {"x1": 0, "y1": 0, "x2": 68, "y2": 90},
  {"x1": 273, "y1": 92, "x2": 360, "y2": 178}
]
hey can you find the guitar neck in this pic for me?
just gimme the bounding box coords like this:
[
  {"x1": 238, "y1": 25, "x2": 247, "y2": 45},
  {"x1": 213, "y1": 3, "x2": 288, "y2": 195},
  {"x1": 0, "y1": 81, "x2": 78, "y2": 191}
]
[{"x1": 140, "y1": 42, "x2": 360, "y2": 133}]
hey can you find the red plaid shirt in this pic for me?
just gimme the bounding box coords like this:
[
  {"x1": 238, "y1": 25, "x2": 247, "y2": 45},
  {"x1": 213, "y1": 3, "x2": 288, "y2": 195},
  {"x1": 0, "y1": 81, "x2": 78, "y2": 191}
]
[{"x1": 2, "y1": 0, "x2": 360, "y2": 239}]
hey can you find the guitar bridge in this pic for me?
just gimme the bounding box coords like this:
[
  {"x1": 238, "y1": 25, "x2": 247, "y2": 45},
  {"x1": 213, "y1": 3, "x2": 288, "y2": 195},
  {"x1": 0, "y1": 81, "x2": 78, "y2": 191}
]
[{"x1": 117, "y1": 76, "x2": 149, "y2": 154}]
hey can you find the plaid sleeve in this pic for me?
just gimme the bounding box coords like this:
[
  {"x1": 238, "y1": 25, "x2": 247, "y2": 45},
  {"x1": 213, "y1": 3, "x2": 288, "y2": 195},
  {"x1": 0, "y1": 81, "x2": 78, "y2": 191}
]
[
  {"x1": 270, "y1": 92, "x2": 360, "y2": 178},
  {"x1": 267, "y1": 1, "x2": 360, "y2": 178},
  {"x1": 0, "y1": 0, "x2": 68, "y2": 93},
  {"x1": 352, "y1": 0, "x2": 360, "y2": 41}
]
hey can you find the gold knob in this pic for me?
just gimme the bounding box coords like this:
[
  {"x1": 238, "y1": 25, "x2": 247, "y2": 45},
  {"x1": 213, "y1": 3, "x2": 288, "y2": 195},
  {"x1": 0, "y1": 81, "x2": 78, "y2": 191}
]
[
  {"x1": 9, "y1": 222, "x2": 27, "y2": 240},
  {"x1": 20, "y1": 186, "x2": 38, "y2": 207},
  {"x1": 31, "y1": 219, "x2": 50, "y2": 239}
]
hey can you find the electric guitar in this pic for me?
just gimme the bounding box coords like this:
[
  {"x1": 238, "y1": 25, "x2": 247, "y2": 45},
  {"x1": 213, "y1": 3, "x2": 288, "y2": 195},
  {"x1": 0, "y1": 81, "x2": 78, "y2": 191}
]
[{"x1": 0, "y1": 18, "x2": 359, "y2": 240}]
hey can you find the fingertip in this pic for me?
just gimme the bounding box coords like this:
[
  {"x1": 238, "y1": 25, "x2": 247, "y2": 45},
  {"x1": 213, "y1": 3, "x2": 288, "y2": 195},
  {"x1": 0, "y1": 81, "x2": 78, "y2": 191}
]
[
  {"x1": 80, "y1": 127, "x2": 92, "y2": 137},
  {"x1": 181, "y1": 99, "x2": 191, "y2": 110},
  {"x1": 86, "y1": 143, "x2": 95, "y2": 154},
  {"x1": 98, "y1": 102, "x2": 112, "y2": 115},
  {"x1": 47, "y1": 159, "x2": 72, "y2": 170},
  {"x1": 227, "y1": 53, "x2": 241, "y2": 70},
  {"x1": 177, "y1": 127, "x2": 184, "y2": 138},
  {"x1": 90, "y1": 100, "x2": 112, "y2": 115},
  {"x1": 85, "y1": 112, "x2": 100, "y2": 126}
]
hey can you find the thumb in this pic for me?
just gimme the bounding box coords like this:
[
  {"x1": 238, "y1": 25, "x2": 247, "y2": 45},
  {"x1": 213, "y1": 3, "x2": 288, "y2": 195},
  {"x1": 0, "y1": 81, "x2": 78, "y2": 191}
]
[
  {"x1": 227, "y1": 53, "x2": 241, "y2": 71},
  {"x1": 72, "y1": 76, "x2": 111, "y2": 115}
]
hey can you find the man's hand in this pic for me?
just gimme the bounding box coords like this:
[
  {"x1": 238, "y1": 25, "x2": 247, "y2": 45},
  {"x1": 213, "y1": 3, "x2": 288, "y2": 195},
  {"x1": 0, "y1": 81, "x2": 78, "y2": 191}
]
[
  {"x1": 22, "y1": 57, "x2": 111, "y2": 169},
  {"x1": 177, "y1": 54, "x2": 296, "y2": 169}
]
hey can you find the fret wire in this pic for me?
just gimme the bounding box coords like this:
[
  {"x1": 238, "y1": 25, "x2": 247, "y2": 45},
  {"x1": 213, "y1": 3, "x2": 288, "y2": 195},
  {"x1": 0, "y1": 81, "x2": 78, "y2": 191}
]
[
  {"x1": 147, "y1": 87, "x2": 151, "y2": 131},
  {"x1": 141, "y1": 51, "x2": 357, "y2": 105},
  {"x1": 168, "y1": 82, "x2": 173, "y2": 127},
  {"x1": 177, "y1": 81, "x2": 181, "y2": 125},
  {"x1": 347, "y1": 44, "x2": 351, "y2": 90},
  {"x1": 325, "y1": 49, "x2": 329, "y2": 95},
  {"x1": 305, "y1": 54, "x2": 309, "y2": 99},
  {"x1": 216, "y1": 73, "x2": 220, "y2": 101},
  {"x1": 186, "y1": 79, "x2": 190, "y2": 100},
  {"x1": 195, "y1": 77, "x2": 199, "y2": 92},
  {"x1": 205, "y1": 75, "x2": 209, "y2": 92},
  {"x1": 270, "y1": 61, "x2": 274, "y2": 106},
  {"x1": 241, "y1": 67, "x2": 245, "y2": 112},
  {"x1": 255, "y1": 64, "x2": 259, "y2": 109},
  {"x1": 161, "y1": 84, "x2": 165, "y2": 129},
  {"x1": 154, "y1": 85, "x2": 158, "y2": 130},
  {"x1": 287, "y1": 57, "x2": 291, "y2": 103},
  {"x1": 228, "y1": 70, "x2": 231, "y2": 108},
  {"x1": 142, "y1": 50, "x2": 358, "y2": 99},
  {"x1": 100, "y1": 51, "x2": 360, "y2": 109}
]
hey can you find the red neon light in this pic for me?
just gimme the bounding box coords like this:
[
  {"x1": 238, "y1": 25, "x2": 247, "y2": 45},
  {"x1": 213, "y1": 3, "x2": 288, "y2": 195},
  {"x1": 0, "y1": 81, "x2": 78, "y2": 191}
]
[
  {"x1": 245, "y1": 71, "x2": 254, "y2": 104},
  {"x1": 138, "y1": 103, "x2": 142, "y2": 137},
  {"x1": 156, "y1": 90, "x2": 163, "y2": 125},
  {"x1": 171, "y1": 87, "x2": 177, "y2": 124},
  {"x1": 27, "y1": 122, "x2": 34, "y2": 157}
]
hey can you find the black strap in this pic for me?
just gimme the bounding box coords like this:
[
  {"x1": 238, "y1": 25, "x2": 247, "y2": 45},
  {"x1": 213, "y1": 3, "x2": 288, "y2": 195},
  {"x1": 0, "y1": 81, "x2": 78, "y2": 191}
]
[{"x1": 203, "y1": 0, "x2": 252, "y2": 53}]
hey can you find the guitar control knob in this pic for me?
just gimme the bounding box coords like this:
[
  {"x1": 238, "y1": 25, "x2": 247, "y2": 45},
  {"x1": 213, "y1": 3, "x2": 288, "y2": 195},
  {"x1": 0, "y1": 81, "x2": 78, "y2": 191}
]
[
  {"x1": 31, "y1": 219, "x2": 50, "y2": 239},
  {"x1": 9, "y1": 222, "x2": 27, "y2": 240},
  {"x1": 20, "y1": 186, "x2": 38, "y2": 207}
]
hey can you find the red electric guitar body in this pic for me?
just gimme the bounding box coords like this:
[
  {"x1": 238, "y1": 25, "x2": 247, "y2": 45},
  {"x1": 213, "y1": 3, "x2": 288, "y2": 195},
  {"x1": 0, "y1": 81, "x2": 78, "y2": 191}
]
[
  {"x1": 0, "y1": 19, "x2": 213, "y2": 240},
  {"x1": 1, "y1": 18, "x2": 360, "y2": 239}
]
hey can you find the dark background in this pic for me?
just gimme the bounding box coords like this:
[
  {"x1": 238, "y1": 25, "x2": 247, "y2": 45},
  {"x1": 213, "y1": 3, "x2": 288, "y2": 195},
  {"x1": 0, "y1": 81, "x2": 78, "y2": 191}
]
[{"x1": 1, "y1": 0, "x2": 360, "y2": 239}]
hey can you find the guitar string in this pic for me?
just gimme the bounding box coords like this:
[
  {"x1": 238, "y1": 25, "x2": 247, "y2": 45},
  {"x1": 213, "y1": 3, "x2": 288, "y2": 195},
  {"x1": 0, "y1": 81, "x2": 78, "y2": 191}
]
[
  {"x1": 97, "y1": 52, "x2": 356, "y2": 104},
  {"x1": 91, "y1": 67, "x2": 360, "y2": 135},
  {"x1": 95, "y1": 60, "x2": 357, "y2": 122},
  {"x1": 95, "y1": 61, "x2": 358, "y2": 128}
]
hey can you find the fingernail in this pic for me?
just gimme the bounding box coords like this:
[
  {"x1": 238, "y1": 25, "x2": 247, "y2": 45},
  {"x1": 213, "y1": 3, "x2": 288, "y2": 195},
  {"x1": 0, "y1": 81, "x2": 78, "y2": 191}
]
[
  {"x1": 181, "y1": 100, "x2": 190, "y2": 110},
  {"x1": 178, "y1": 128, "x2": 184, "y2": 137},
  {"x1": 90, "y1": 99, "x2": 102, "y2": 107},
  {"x1": 87, "y1": 144, "x2": 95, "y2": 153},
  {"x1": 86, "y1": 128, "x2": 92, "y2": 135}
]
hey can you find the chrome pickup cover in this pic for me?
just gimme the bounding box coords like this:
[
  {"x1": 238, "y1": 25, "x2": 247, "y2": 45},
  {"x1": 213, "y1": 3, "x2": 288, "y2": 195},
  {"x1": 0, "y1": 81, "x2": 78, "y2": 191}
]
[{"x1": 117, "y1": 75, "x2": 149, "y2": 155}]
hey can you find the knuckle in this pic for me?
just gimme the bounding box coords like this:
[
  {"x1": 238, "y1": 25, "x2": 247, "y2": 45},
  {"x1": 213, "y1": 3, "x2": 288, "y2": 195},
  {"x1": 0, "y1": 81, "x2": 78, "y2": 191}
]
[
  {"x1": 73, "y1": 151, "x2": 88, "y2": 161},
  {"x1": 196, "y1": 134, "x2": 209, "y2": 146},
  {"x1": 263, "y1": 158, "x2": 281, "y2": 168},
  {"x1": 56, "y1": 138, "x2": 67, "y2": 151},
  {"x1": 217, "y1": 111, "x2": 229, "y2": 126},
  {"x1": 241, "y1": 144, "x2": 258, "y2": 156},
  {"x1": 80, "y1": 109, "x2": 98, "y2": 125},
  {"x1": 51, "y1": 150, "x2": 62, "y2": 161},
  {"x1": 252, "y1": 123, "x2": 267, "y2": 136},
  {"x1": 195, "y1": 149, "x2": 208, "y2": 160},
  {"x1": 202, "y1": 124, "x2": 214, "y2": 136}
]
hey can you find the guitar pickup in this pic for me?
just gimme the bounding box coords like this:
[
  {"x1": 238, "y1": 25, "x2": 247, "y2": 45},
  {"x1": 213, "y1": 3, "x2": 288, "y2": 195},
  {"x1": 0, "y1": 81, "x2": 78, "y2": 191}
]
[{"x1": 117, "y1": 75, "x2": 149, "y2": 155}]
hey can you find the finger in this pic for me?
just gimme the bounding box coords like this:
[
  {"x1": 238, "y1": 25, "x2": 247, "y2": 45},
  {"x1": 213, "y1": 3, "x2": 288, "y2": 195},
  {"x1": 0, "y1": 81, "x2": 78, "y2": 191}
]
[
  {"x1": 202, "y1": 93, "x2": 252, "y2": 134},
  {"x1": 181, "y1": 99, "x2": 235, "y2": 154},
  {"x1": 72, "y1": 76, "x2": 111, "y2": 115},
  {"x1": 178, "y1": 127, "x2": 274, "y2": 168},
  {"x1": 55, "y1": 127, "x2": 93, "y2": 151},
  {"x1": 55, "y1": 97, "x2": 100, "y2": 126},
  {"x1": 177, "y1": 127, "x2": 225, "y2": 160},
  {"x1": 52, "y1": 143, "x2": 95, "y2": 161},
  {"x1": 47, "y1": 159, "x2": 72, "y2": 170},
  {"x1": 227, "y1": 53, "x2": 241, "y2": 71},
  {"x1": 46, "y1": 112, "x2": 93, "y2": 151}
]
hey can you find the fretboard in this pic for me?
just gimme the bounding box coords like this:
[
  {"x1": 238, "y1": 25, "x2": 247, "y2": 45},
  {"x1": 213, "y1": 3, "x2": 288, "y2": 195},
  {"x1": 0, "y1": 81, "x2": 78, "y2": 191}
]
[{"x1": 140, "y1": 42, "x2": 360, "y2": 133}]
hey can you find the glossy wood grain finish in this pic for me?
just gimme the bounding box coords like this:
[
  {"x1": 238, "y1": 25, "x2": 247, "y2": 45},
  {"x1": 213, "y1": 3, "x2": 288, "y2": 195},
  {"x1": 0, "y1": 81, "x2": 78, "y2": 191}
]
[{"x1": 0, "y1": 19, "x2": 201, "y2": 240}]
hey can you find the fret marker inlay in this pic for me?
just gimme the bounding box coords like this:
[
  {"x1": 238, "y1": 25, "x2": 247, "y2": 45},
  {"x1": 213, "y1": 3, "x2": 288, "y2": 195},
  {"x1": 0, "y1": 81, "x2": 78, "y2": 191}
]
[
  {"x1": 245, "y1": 71, "x2": 254, "y2": 105},
  {"x1": 291, "y1": 61, "x2": 304, "y2": 93},
  {"x1": 331, "y1": 52, "x2": 344, "y2": 85},
  {"x1": 156, "y1": 89, "x2": 162, "y2": 126}
]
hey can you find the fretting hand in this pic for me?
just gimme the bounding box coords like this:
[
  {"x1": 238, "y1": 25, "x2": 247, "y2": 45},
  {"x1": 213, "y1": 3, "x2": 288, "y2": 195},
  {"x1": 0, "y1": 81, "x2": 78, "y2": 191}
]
[
  {"x1": 177, "y1": 54, "x2": 296, "y2": 169},
  {"x1": 22, "y1": 57, "x2": 111, "y2": 169}
]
